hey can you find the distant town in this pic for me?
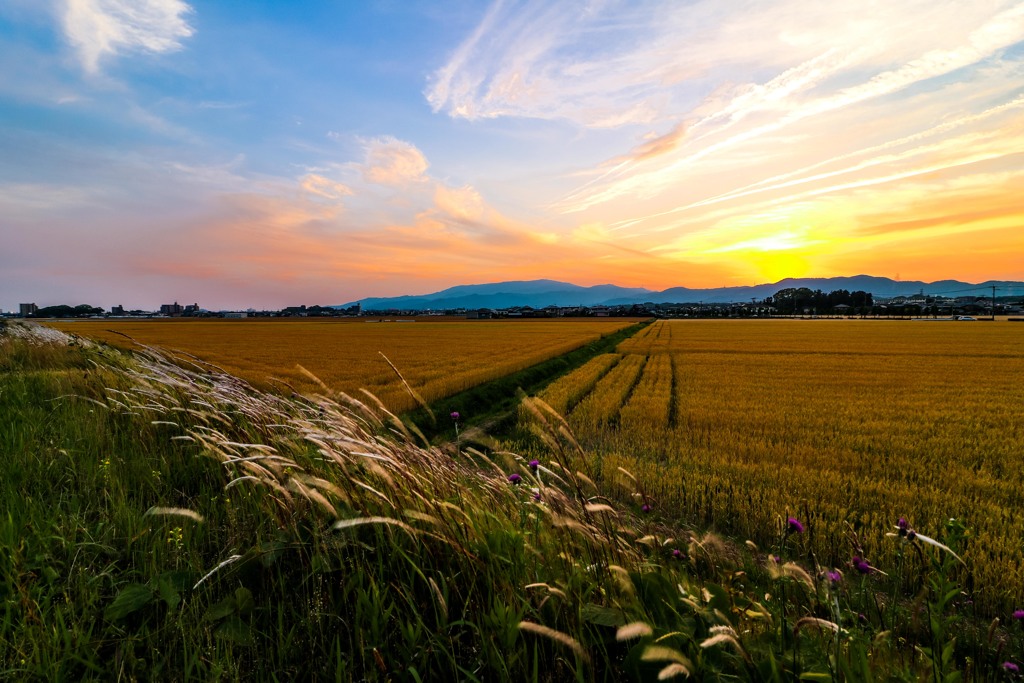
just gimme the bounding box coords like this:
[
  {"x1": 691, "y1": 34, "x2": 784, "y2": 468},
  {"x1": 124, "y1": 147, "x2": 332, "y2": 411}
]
[{"x1": 7, "y1": 286, "x2": 1024, "y2": 321}]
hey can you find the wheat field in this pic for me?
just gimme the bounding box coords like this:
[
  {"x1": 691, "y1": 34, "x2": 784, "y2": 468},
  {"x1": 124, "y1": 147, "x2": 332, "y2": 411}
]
[
  {"x1": 48, "y1": 318, "x2": 636, "y2": 413},
  {"x1": 536, "y1": 319, "x2": 1024, "y2": 612}
]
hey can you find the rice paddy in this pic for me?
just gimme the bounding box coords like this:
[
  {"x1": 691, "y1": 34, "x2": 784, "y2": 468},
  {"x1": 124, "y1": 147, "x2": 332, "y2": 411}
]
[
  {"x1": 47, "y1": 318, "x2": 637, "y2": 413},
  {"x1": 534, "y1": 319, "x2": 1024, "y2": 613}
]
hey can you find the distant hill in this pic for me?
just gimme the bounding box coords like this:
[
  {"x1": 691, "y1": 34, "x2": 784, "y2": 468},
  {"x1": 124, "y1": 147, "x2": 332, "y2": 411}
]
[
  {"x1": 337, "y1": 276, "x2": 1024, "y2": 311},
  {"x1": 340, "y1": 280, "x2": 654, "y2": 311}
]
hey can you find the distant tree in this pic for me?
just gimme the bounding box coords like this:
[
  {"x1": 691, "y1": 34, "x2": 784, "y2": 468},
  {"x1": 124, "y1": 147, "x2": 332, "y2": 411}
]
[
  {"x1": 772, "y1": 287, "x2": 816, "y2": 314},
  {"x1": 771, "y1": 288, "x2": 873, "y2": 315},
  {"x1": 33, "y1": 304, "x2": 103, "y2": 318}
]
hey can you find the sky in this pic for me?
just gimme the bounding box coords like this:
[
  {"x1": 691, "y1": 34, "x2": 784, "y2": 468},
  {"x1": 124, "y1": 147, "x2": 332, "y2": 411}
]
[{"x1": 1, "y1": 0, "x2": 1023, "y2": 310}]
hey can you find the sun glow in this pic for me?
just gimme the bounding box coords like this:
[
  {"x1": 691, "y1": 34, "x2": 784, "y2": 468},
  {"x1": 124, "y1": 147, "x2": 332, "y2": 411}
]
[{"x1": 750, "y1": 251, "x2": 813, "y2": 283}]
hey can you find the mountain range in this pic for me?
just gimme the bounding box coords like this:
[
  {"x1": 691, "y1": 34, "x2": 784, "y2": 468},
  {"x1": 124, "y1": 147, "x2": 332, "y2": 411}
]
[{"x1": 337, "y1": 276, "x2": 1024, "y2": 311}]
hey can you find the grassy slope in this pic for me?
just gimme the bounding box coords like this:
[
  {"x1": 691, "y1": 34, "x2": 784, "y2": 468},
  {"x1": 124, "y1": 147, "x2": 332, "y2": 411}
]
[{"x1": 1, "y1": 322, "x2": 1018, "y2": 681}]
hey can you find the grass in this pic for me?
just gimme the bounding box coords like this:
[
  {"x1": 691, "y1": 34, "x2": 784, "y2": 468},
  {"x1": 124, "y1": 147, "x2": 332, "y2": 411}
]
[{"x1": 2, "y1": 320, "x2": 1022, "y2": 681}]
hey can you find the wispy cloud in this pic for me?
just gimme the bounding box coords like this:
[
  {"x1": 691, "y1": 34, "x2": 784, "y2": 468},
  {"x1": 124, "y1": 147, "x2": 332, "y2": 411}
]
[
  {"x1": 360, "y1": 136, "x2": 429, "y2": 186},
  {"x1": 427, "y1": 0, "x2": 681, "y2": 126},
  {"x1": 429, "y1": 1, "x2": 1024, "y2": 236},
  {"x1": 0, "y1": 182, "x2": 100, "y2": 212},
  {"x1": 300, "y1": 174, "x2": 353, "y2": 201},
  {"x1": 61, "y1": 0, "x2": 194, "y2": 74}
]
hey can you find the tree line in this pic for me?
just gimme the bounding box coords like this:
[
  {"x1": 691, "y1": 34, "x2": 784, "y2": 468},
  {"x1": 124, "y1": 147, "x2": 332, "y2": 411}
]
[
  {"x1": 27, "y1": 304, "x2": 104, "y2": 318},
  {"x1": 766, "y1": 288, "x2": 874, "y2": 315}
]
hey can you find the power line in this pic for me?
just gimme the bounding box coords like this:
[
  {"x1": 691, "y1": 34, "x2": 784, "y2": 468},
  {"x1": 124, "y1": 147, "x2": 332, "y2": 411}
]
[{"x1": 921, "y1": 285, "x2": 1005, "y2": 297}]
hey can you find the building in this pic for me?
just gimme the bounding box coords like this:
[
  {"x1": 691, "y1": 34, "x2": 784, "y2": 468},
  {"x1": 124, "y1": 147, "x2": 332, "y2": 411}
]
[
  {"x1": 160, "y1": 302, "x2": 183, "y2": 316},
  {"x1": 111, "y1": 305, "x2": 125, "y2": 316},
  {"x1": 224, "y1": 311, "x2": 248, "y2": 319},
  {"x1": 19, "y1": 303, "x2": 38, "y2": 317}
]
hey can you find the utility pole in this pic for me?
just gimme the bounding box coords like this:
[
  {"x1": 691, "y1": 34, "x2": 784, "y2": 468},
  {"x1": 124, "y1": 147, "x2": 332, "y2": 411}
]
[{"x1": 992, "y1": 285, "x2": 997, "y2": 321}]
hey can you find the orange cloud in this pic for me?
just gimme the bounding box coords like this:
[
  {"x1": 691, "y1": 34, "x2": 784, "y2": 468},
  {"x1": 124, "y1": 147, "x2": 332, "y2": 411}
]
[
  {"x1": 609, "y1": 122, "x2": 690, "y2": 166},
  {"x1": 117, "y1": 172, "x2": 750, "y2": 303},
  {"x1": 826, "y1": 223, "x2": 1024, "y2": 284},
  {"x1": 300, "y1": 174, "x2": 353, "y2": 201}
]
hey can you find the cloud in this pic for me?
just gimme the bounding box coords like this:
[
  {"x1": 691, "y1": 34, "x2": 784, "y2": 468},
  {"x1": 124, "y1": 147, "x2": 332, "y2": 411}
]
[
  {"x1": 430, "y1": 1, "x2": 1023, "y2": 129},
  {"x1": 428, "y1": 0, "x2": 1024, "y2": 238},
  {"x1": 0, "y1": 182, "x2": 99, "y2": 212},
  {"x1": 609, "y1": 122, "x2": 689, "y2": 165},
  {"x1": 853, "y1": 171, "x2": 1024, "y2": 238},
  {"x1": 360, "y1": 136, "x2": 429, "y2": 186},
  {"x1": 427, "y1": 0, "x2": 678, "y2": 126},
  {"x1": 432, "y1": 184, "x2": 485, "y2": 225},
  {"x1": 300, "y1": 174, "x2": 354, "y2": 201},
  {"x1": 61, "y1": 0, "x2": 194, "y2": 74}
]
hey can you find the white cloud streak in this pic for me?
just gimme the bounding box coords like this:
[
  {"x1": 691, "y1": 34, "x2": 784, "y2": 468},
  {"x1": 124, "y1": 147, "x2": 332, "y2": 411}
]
[
  {"x1": 62, "y1": 0, "x2": 194, "y2": 74},
  {"x1": 428, "y1": 0, "x2": 1024, "y2": 229}
]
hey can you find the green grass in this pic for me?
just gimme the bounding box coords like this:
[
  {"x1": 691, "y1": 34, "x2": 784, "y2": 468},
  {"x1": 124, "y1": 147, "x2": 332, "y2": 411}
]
[{"x1": 1, "y1": 322, "x2": 1021, "y2": 681}]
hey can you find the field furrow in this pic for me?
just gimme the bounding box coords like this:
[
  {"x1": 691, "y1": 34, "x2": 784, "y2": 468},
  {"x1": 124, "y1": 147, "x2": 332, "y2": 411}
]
[
  {"x1": 618, "y1": 353, "x2": 673, "y2": 430},
  {"x1": 538, "y1": 352, "x2": 621, "y2": 415},
  {"x1": 570, "y1": 353, "x2": 647, "y2": 432}
]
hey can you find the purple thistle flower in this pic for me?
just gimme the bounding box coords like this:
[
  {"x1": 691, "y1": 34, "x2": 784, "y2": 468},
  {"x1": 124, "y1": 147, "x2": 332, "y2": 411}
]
[
  {"x1": 450, "y1": 411, "x2": 460, "y2": 421},
  {"x1": 672, "y1": 549, "x2": 683, "y2": 559},
  {"x1": 786, "y1": 517, "x2": 804, "y2": 534},
  {"x1": 1003, "y1": 662, "x2": 1020, "y2": 673},
  {"x1": 826, "y1": 570, "x2": 842, "y2": 586},
  {"x1": 897, "y1": 517, "x2": 909, "y2": 537},
  {"x1": 907, "y1": 530, "x2": 917, "y2": 542},
  {"x1": 641, "y1": 504, "x2": 652, "y2": 514},
  {"x1": 852, "y1": 556, "x2": 873, "y2": 575},
  {"x1": 771, "y1": 554, "x2": 781, "y2": 564},
  {"x1": 532, "y1": 491, "x2": 541, "y2": 502},
  {"x1": 1013, "y1": 609, "x2": 1024, "y2": 620},
  {"x1": 507, "y1": 473, "x2": 522, "y2": 485},
  {"x1": 529, "y1": 459, "x2": 540, "y2": 471}
]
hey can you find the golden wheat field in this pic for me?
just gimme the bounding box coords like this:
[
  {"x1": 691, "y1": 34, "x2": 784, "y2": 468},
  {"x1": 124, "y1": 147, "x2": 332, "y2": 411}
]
[
  {"x1": 536, "y1": 319, "x2": 1024, "y2": 612},
  {"x1": 49, "y1": 318, "x2": 636, "y2": 413}
]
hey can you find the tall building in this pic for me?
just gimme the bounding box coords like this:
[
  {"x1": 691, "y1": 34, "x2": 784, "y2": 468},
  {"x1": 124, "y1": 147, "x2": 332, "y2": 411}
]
[
  {"x1": 19, "y1": 303, "x2": 38, "y2": 317},
  {"x1": 160, "y1": 302, "x2": 183, "y2": 316}
]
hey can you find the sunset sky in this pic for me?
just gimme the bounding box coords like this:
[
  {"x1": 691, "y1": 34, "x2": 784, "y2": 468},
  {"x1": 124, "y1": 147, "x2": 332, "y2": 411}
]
[{"x1": 2, "y1": 0, "x2": 1023, "y2": 310}]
